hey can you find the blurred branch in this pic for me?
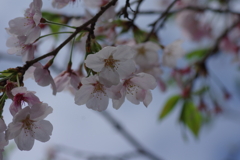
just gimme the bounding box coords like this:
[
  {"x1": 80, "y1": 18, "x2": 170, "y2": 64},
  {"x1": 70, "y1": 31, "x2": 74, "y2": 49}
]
[
  {"x1": 135, "y1": 6, "x2": 240, "y2": 16},
  {"x1": 101, "y1": 111, "x2": 163, "y2": 160},
  {"x1": 201, "y1": 18, "x2": 240, "y2": 62},
  {"x1": 144, "y1": 0, "x2": 179, "y2": 42},
  {"x1": 54, "y1": 144, "x2": 141, "y2": 160}
]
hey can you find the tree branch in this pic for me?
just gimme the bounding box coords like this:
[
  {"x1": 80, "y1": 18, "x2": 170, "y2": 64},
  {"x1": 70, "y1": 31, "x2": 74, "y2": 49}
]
[{"x1": 101, "y1": 111, "x2": 163, "y2": 160}]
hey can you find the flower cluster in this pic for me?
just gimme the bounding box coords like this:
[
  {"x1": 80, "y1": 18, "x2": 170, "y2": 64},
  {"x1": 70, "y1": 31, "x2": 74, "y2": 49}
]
[
  {"x1": 0, "y1": 86, "x2": 53, "y2": 157},
  {"x1": 74, "y1": 45, "x2": 158, "y2": 111},
  {"x1": 6, "y1": 0, "x2": 43, "y2": 62}
]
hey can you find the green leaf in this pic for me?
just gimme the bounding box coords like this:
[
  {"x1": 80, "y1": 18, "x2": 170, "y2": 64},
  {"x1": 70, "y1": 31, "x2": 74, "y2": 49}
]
[
  {"x1": 179, "y1": 100, "x2": 202, "y2": 137},
  {"x1": 159, "y1": 95, "x2": 181, "y2": 119},
  {"x1": 133, "y1": 26, "x2": 159, "y2": 43},
  {"x1": 42, "y1": 11, "x2": 63, "y2": 39},
  {"x1": 193, "y1": 86, "x2": 209, "y2": 95},
  {"x1": 185, "y1": 48, "x2": 209, "y2": 60}
]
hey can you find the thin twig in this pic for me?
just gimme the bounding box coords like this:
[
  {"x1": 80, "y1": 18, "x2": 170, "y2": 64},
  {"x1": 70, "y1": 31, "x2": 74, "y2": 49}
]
[
  {"x1": 144, "y1": 0, "x2": 179, "y2": 42},
  {"x1": 101, "y1": 111, "x2": 163, "y2": 160},
  {"x1": 22, "y1": 0, "x2": 118, "y2": 72}
]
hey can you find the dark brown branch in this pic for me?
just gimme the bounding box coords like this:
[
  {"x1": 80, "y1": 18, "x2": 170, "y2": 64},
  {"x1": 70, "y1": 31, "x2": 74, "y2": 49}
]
[
  {"x1": 201, "y1": 18, "x2": 240, "y2": 62},
  {"x1": 144, "y1": 0, "x2": 179, "y2": 42},
  {"x1": 131, "y1": 0, "x2": 144, "y2": 24},
  {"x1": 133, "y1": 6, "x2": 240, "y2": 16},
  {"x1": 22, "y1": 0, "x2": 118, "y2": 72}
]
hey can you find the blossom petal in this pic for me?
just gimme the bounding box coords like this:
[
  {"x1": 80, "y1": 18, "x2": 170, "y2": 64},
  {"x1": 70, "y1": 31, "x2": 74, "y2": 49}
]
[
  {"x1": 33, "y1": 120, "x2": 53, "y2": 142},
  {"x1": 99, "y1": 67, "x2": 120, "y2": 87},
  {"x1": 112, "y1": 89, "x2": 126, "y2": 110},
  {"x1": 86, "y1": 94, "x2": 109, "y2": 111},
  {"x1": 6, "y1": 122, "x2": 22, "y2": 140},
  {"x1": 143, "y1": 90, "x2": 152, "y2": 107},
  {"x1": 75, "y1": 85, "x2": 94, "y2": 105},
  {"x1": 131, "y1": 73, "x2": 157, "y2": 90},
  {"x1": 25, "y1": 26, "x2": 41, "y2": 44},
  {"x1": 117, "y1": 59, "x2": 136, "y2": 78},
  {"x1": 85, "y1": 54, "x2": 105, "y2": 72},
  {"x1": 11, "y1": 87, "x2": 28, "y2": 96},
  {"x1": 113, "y1": 45, "x2": 134, "y2": 60},
  {"x1": 0, "y1": 119, "x2": 6, "y2": 133},
  {"x1": 14, "y1": 129, "x2": 34, "y2": 151},
  {"x1": 31, "y1": 103, "x2": 53, "y2": 121}
]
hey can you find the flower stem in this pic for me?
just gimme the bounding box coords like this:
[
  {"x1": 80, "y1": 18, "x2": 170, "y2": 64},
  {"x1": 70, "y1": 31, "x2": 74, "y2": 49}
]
[
  {"x1": 35, "y1": 32, "x2": 74, "y2": 42},
  {"x1": 16, "y1": 74, "x2": 20, "y2": 87},
  {"x1": 45, "y1": 20, "x2": 77, "y2": 29},
  {"x1": 68, "y1": 36, "x2": 76, "y2": 71}
]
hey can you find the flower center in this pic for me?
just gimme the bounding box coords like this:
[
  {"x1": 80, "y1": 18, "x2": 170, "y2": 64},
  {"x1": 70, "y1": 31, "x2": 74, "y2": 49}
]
[
  {"x1": 22, "y1": 115, "x2": 34, "y2": 131},
  {"x1": 137, "y1": 46, "x2": 146, "y2": 55},
  {"x1": 124, "y1": 79, "x2": 139, "y2": 95},
  {"x1": 93, "y1": 81, "x2": 105, "y2": 94},
  {"x1": 104, "y1": 55, "x2": 119, "y2": 69},
  {"x1": 14, "y1": 93, "x2": 26, "y2": 106}
]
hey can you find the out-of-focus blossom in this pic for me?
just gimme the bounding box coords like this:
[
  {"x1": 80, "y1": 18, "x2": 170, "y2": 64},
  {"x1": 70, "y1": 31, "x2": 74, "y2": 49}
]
[
  {"x1": 52, "y1": 0, "x2": 78, "y2": 9},
  {"x1": 133, "y1": 42, "x2": 160, "y2": 68},
  {"x1": 176, "y1": 11, "x2": 211, "y2": 41},
  {"x1": 83, "y1": 0, "x2": 110, "y2": 8},
  {"x1": 162, "y1": 40, "x2": 185, "y2": 67}
]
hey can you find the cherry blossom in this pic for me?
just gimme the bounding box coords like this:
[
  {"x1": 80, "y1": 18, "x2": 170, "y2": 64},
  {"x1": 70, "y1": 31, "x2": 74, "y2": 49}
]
[
  {"x1": 83, "y1": 0, "x2": 110, "y2": 8},
  {"x1": 33, "y1": 63, "x2": 57, "y2": 95},
  {"x1": 176, "y1": 11, "x2": 211, "y2": 41},
  {"x1": 85, "y1": 45, "x2": 136, "y2": 87},
  {"x1": 52, "y1": 0, "x2": 77, "y2": 9},
  {"x1": 74, "y1": 75, "x2": 121, "y2": 111},
  {"x1": 4, "y1": 80, "x2": 18, "y2": 99},
  {"x1": 8, "y1": 0, "x2": 42, "y2": 44},
  {"x1": 54, "y1": 70, "x2": 81, "y2": 93},
  {"x1": 0, "y1": 119, "x2": 8, "y2": 160},
  {"x1": 112, "y1": 73, "x2": 157, "y2": 109},
  {"x1": 6, "y1": 103, "x2": 53, "y2": 151},
  {"x1": 133, "y1": 42, "x2": 161, "y2": 68},
  {"x1": 6, "y1": 35, "x2": 35, "y2": 62},
  {"x1": 10, "y1": 87, "x2": 41, "y2": 116},
  {"x1": 162, "y1": 40, "x2": 185, "y2": 67}
]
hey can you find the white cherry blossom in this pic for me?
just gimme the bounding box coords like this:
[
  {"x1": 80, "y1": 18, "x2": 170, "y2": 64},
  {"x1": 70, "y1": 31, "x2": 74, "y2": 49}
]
[
  {"x1": 83, "y1": 0, "x2": 110, "y2": 8},
  {"x1": 85, "y1": 45, "x2": 136, "y2": 87},
  {"x1": 52, "y1": 0, "x2": 77, "y2": 9},
  {"x1": 34, "y1": 63, "x2": 57, "y2": 95},
  {"x1": 112, "y1": 73, "x2": 157, "y2": 109},
  {"x1": 162, "y1": 40, "x2": 185, "y2": 67},
  {"x1": 133, "y1": 42, "x2": 161, "y2": 68},
  {"x1": 6, "y1": 35, "x2": 35, "y2": 62},
  {"x1": 8, "y1": 0, "x2": 42, "y2": 44},
  {"x1": 0, "y1": 119, "x2": 8, "y2": 160},
  {"x1": 75, "y1": 75, "x2": 120, "y2": 111},
  {"x1": 10, "y1": 87, "x2": 41, "y2": 116},
  {"x1": 6, "y1": 103, "x2": 53, "y2": 151},
  {"x1": 54, "y1": 70, "x2": 81, "y2": 93}
]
